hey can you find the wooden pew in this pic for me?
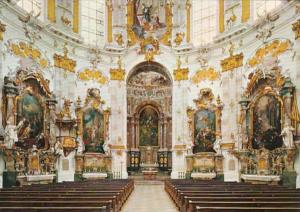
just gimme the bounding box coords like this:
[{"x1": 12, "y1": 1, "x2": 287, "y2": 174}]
[
  {"x1": 165, "y1": 179, "x2": 300, "y2": 212},
  {"x1": 0, "y1": 179, "x2": 134, "y2": 212}
]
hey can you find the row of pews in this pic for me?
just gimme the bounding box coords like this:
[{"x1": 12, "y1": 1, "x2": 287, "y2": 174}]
[
  {"x1": 0, "y1": 179, "x2": 134, "y2": 212},
  {"x1": 165, "y1": 179, "x2": 300, "y2": 212}
]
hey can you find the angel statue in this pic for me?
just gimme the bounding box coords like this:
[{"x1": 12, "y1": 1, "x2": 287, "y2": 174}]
[{"x1": 4, "y1": 117, "x2": 26, "y2": 149}]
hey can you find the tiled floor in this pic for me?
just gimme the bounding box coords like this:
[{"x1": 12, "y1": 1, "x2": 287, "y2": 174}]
[{"x1": 121, "y1": 181, "x2": 179, "y2": 212}]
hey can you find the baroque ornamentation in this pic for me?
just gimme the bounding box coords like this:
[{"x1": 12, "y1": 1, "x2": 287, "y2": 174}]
[
  {"x1": 174, "y1": 32, "x2": 185, "y2": 46},
  {"x1": 191, "y1": 67, "x2": 219, "y2": 84},
  {"x1": 139, "y1": 36, "x2": 160, "y2": 62},
  {"x1": 61, "y1": 15, "x2": 71, "y2": 27},
  {"x1": 221, "y1": 53, "x2": 244, "y2": 72},
  {"x1": 292, "y1": 19, "x2": 300, "y2": 40},
  {"x1": 78, "y1": 69, "x2": 108, "y2": 85},
  {"x1": 173, "y1": 57, "x2": 189, "y2": 81},
  {"x1": 186, "y1": 88, "x2": 223, "y2": 155},
  {"x1": 0, "y1": 21, "x2": 6, "y2": 41},
  {"x1": 247, "y1": 39, "x2": 292, "y2": 68},
  {"x1": 53, "y1": 43, "x2": 76, "y2": 73},
  {"x1": 114, "y1": 33, "x2": 124, "y2": 46},
  {"x1": 7, "y1": 41, "x2": 49, "y2": 68},
  {"x1": 110, "y1": 56, "x2": 125, "y2": 81}
]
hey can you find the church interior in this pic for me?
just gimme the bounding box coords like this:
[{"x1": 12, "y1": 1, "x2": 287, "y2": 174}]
[{"x1": 0, "y1": 0, "x2": 300, "y2": 211}]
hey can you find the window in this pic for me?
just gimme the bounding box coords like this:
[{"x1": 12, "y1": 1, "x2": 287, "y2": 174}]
[
  {"x1": 192, "y1": 0, "x2": 217, "y2": 46},
  {"x1": 81, "y1": 0, "x2": 105, "y2": 47},
  {"x1": 17, "y1": 0, "x2": 41, "y2": 17},
  {"x1": 254, "y1": 0, "x2": 283, "y2": 20}
]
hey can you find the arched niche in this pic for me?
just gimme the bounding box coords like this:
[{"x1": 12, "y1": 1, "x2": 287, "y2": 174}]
[{"x1": 126, "y1": 61, "x2": 172, "y2": 172}]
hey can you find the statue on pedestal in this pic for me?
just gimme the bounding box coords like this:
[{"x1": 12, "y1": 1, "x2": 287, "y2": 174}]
[
  {"x1": 4, "y1": 117, "x2": 25, "y2": 149},
  {"x1": 281, "y1": 124, "x2": 295, "y2": 149},
  {"x1": 213, "y1": 137, "x2": 222, "y2": 155}
]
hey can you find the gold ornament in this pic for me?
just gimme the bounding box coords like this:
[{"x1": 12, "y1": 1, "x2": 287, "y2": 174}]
[
  {"x1": 110, "y1": 56, "x2": 125, "y2": 81},
  {"x1": 248, "y1": 39, "x2": 291, "y2": 68},
  {"x1": 53, "y1": 43, "x2": 76, "y2": 72},
  {"x1": 8, "y1": 41, "x2": 49, "y2": 68},
  {"x1": 78, "y1": 68, "x2": 108, "y2": 85},
  {"x1": 191, "y1": 67, "x2": 219, "y2": 84},
  {"x1": 174, "y1": 32, "x2": 185, "y2": 46},
  {"x1": 115, "y1": 33, "x2": 124, "y2": 46},
  {"x1": 221, "y1": 53, "x2": 244, "y2": 72}
]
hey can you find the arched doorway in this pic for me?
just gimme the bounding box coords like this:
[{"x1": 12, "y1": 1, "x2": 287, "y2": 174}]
[{"x1": 127, "y1": 62, "x2": 172, "y2": 174}]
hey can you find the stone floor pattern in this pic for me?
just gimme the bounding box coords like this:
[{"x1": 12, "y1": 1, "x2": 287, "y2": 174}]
[{"x1": 121, "y1": 181, "x2": 179, "y2": 212}]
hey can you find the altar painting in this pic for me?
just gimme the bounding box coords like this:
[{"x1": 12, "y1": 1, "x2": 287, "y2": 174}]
[
  {"x1": 194, "y1": 109, "x2": 216, "y2": 153},
  {"x1": 132, "y1": 0, "x2": 167, "y2": 39},
  {"x1": 139, "y1": 107, "x2": 158, "y2": 146},
  {"x1": 253, "y1": 95, "x2": 282, "y2": 150},
  {"x1": 83, "y1": 108, "x2": 105, "y2": 153},
  {"x1": 17, "y1": 93, "x2": 43, "y2": 142}
]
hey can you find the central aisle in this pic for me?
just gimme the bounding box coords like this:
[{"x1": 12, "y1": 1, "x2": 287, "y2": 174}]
[{"x1": 121, "y1": 181, "x2": 179, "y2": 212}]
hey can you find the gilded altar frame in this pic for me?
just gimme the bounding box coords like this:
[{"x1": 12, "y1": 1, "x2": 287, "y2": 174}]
[
  {"x1": 3, "y1": 70, "x2": 54, "y2": 150},
  {"x1": 247, "y1": 89, "x2": 285, "y2": 149},
  {"x1": 187, "y1": 88, "x2": 223, "y2": 146},
  {"x1": 76, "y1": 88, "x2": 111, "y2": 150}
]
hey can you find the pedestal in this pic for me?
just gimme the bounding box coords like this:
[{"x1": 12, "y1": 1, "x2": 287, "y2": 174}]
[{"x1": 3, "y1": 171, "x2": 16, "y2": 188}]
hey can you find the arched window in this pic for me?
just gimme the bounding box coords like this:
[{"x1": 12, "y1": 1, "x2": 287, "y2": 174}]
[
  {"x1": 17, "y1": 0, "x2": 42, "y2": 18},
  {"x1": 80, "y1": 0, "x2": 105, "y2": 47},
  {"x1": 253, "y1": 0, "x2": 283, "y2": 20},
  {"x1": 192, "y1": 0, "x2": 217, "y2": 46}
]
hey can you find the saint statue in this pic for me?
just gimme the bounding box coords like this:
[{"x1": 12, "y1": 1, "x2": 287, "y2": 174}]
[
  {"x1": 213, "y1": 137, "x2": 222, "y2": 155},
  {"x1": 76, "y1": 137, "x2": 85, "y2": 155},
  {"x1": 281, "y1": 124, "x2": 295, "y2": 149},
  {"x1": 4, "y1": 117, "x2": 25, "y2": 149}
]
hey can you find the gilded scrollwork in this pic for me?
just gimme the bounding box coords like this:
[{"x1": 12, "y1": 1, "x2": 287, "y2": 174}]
[
  {"x1": 247, "y1": 39, "x2": 292, "y2": 68},
  {"x1": 173, "y1": 57, "x2": 189, "y2": 81},
  {"x1": 78, "y1": 68, "x2": 108, "y2": 85},
  {"x1": 53, "y1": 43, "x2": 76, "y2": 73},
  {"x1": 110, "y1": 56, "x2": 125, "y2": 81},
  {"x1": 7, "y1": 41, "x2": 49, "y2": 68},
  {"x1": 221, "y1": 53, "x2": 244, "y2": 72},
  {"x1": 191, "y1": 67, "x2": 219, "y2": 84}
]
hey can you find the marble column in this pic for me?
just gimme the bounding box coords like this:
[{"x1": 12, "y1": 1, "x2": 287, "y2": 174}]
[
  {"x1": 239, "y1": 95, "x2": 250, "y2": 149},
  {"x1": 4, "y1": 80, "x2": 19, "y2": 125},
  {"x1": 46, "y1": 97, "x2": 57, "y2": 150}
]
